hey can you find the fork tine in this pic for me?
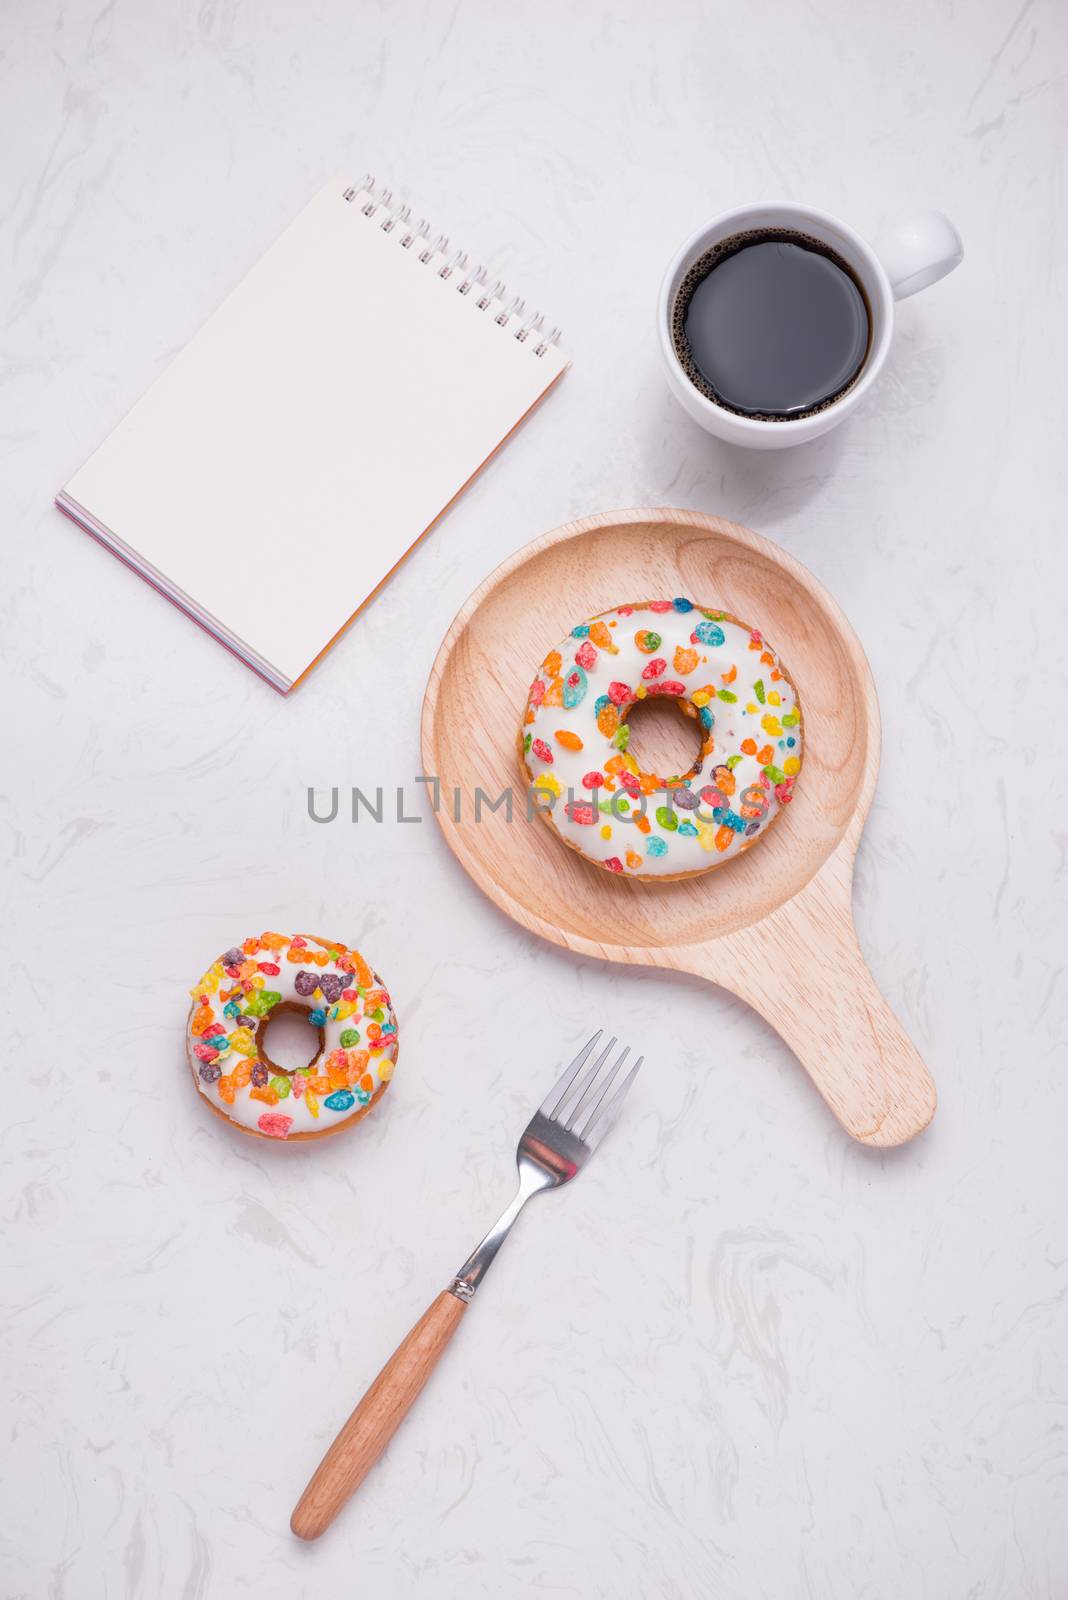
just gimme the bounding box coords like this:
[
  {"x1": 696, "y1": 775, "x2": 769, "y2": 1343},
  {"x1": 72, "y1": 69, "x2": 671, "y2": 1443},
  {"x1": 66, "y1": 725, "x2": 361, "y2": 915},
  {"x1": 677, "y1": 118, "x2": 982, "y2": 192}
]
[
  {"x1": 581, "y1": 1056, "x2": 642, "y2": 1147},
  {"x1": 552, "y1": 1036, "x2": 615, "y2": 1126},
  {"x1": 565, "y1": 1044, "x2": 629, "y2": 1132},
  {"x1": 539, "y1": 1030, "x2": 602, "y2": 1117}
]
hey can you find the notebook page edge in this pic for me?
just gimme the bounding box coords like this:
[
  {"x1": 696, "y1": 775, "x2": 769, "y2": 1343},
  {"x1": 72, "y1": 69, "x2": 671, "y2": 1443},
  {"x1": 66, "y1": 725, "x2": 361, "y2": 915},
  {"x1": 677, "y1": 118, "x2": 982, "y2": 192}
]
[
  {"x1": 288, "y1": 357, "x2": 570, "y2": 689},
  {"x1": 54, "y1": 491, "x2": 292, "y2": 693}
]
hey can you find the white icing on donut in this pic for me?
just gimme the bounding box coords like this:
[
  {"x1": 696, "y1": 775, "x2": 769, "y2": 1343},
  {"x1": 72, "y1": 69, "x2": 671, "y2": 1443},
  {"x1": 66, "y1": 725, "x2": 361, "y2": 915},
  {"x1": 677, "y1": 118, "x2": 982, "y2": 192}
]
[
  {"x1": 186, "y1": 933, "x2": 397, "y2": 1139},
  {"x1": 520, "y1": 600, "x2": 803, "y2": 879}
]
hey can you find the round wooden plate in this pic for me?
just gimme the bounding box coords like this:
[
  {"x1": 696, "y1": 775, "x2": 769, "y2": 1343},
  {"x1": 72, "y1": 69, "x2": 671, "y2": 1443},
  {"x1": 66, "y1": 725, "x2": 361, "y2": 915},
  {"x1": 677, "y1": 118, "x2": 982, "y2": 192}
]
[{"x1": 421, "y1": 508, "x2": 935, "y2": 1147}]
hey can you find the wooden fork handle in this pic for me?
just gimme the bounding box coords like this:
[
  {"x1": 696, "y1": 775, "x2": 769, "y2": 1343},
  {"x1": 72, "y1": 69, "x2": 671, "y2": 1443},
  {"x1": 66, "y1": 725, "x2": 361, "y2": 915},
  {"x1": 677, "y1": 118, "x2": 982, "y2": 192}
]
[{"x1": 290, "y1": 1290, "x2": 466, "y2": 1540}]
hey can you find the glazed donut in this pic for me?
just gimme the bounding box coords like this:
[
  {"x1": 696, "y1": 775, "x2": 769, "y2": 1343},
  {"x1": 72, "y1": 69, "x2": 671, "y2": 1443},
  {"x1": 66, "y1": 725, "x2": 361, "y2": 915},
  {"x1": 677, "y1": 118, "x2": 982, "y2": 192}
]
[
  {"x1": 519, "y1": 599, "x2": 802, "y2": 880},
  {"x1": 186, "y1": 932, "x2": 398, "y2": 1141}
]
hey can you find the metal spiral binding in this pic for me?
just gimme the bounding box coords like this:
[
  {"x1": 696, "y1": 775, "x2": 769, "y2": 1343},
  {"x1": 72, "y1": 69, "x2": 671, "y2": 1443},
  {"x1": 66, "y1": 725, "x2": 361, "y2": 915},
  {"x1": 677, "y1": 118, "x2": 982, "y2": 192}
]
[{"x1": 343, "y1": 177, "x2": 561, "y2": 355}]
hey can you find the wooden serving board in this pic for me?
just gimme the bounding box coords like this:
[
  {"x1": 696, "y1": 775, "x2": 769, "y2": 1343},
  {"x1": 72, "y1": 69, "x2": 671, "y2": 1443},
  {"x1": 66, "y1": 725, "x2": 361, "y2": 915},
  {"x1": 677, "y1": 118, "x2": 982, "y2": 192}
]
[{"x1": 421, "y1": 508, "x2": 935, "y2": 1147}]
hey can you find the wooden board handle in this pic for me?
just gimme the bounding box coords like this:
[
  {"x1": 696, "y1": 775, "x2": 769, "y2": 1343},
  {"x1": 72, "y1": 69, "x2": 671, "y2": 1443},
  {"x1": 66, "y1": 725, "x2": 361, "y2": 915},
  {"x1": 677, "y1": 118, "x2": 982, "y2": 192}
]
[
  {"x1": 696, "y1": 876, "x2": 937, "y2": 1147},
  {"x1": 291, "y1": 1289, "x2": 466, "y2": 1541}
]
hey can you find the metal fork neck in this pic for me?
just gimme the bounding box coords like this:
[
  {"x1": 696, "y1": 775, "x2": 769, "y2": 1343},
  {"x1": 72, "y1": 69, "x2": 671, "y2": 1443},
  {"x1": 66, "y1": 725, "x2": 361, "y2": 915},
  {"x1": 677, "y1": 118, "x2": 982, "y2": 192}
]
[{"x1": 448, "y1": 1162, "x2": 548, "y2": 1303}]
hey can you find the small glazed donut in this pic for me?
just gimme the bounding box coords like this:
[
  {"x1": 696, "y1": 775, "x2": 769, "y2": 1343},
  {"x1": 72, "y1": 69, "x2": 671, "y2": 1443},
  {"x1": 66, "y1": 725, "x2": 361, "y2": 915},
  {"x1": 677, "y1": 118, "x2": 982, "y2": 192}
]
[
  {"x1": 519, "y1": 599, "x2": 803, "y2": 881},
  {"x1": 186, "y1": 932, "x2": 398, "y2": 1141}
]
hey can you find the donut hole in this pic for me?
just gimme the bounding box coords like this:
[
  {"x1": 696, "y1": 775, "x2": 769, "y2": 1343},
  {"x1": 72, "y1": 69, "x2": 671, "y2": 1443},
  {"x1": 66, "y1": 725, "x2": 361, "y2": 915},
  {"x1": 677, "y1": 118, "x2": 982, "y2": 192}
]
[
  {"x1": 257, "y1": 1002, "x2": 325, "y2": 1076},
  {"x1": 623, "y1": 696, "x2": 704, "y2": 781}
]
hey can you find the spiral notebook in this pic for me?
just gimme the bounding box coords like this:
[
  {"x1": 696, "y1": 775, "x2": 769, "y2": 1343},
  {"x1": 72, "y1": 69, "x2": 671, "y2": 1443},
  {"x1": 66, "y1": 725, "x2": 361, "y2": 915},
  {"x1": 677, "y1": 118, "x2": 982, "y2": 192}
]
[{"x1": 56, "y1": 177, "x2": 569, "y2": 692}]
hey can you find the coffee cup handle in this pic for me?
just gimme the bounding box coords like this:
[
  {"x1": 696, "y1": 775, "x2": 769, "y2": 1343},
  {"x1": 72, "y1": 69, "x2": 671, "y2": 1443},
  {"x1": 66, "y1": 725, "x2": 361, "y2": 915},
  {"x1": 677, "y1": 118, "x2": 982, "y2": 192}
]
[{"x1": 874, "y1": 210, "x2": 963, "y2": 300}]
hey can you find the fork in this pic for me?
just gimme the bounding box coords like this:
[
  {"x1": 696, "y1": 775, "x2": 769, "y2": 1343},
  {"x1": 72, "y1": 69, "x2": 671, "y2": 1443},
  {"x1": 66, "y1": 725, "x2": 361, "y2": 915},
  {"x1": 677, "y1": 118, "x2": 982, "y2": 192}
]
[{"x1": 290, "y1": 1030, "x2": 642, "y2": 1540}]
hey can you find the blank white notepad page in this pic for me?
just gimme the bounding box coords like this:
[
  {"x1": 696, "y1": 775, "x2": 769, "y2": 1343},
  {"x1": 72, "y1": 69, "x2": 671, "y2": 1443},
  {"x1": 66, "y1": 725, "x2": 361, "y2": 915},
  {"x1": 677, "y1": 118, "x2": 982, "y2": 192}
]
[{"x1": 60, "y1": 179, "x2": 568, "y2": 688}]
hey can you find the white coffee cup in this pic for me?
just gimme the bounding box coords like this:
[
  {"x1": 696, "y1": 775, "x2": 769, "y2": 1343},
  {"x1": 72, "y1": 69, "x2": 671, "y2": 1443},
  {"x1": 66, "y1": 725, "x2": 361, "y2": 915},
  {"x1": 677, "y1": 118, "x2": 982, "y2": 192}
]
[{"x1": 657, "y1": 203, "x2": 963, "y2": 450}]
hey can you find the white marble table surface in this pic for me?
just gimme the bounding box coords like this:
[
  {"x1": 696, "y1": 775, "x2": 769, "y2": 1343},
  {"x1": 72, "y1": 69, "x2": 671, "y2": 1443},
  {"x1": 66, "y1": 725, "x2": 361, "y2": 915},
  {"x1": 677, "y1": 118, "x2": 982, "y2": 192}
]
[{"x1": 4, "y1": 1, "x2": 1066, "y2": 1595}]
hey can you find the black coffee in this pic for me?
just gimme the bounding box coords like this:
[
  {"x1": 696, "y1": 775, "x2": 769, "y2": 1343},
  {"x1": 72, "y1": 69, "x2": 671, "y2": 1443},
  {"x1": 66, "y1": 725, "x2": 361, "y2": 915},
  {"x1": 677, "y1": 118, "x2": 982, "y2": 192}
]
[{"x1": 672, "y1": 229, "x2": 871, "y2": 420}]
